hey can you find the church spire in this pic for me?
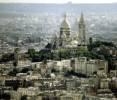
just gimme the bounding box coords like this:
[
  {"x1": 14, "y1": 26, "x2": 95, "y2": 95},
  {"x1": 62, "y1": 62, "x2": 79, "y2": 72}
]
[
  {"x1": 64, "y1": 13, "x2": 67, "y2": 20},
  {"x1": 78, "y1": 13, "x2": 86, "y2": 45},
  {"x1": 79, "y1": 12, "x2": 84, "y2": 23}
]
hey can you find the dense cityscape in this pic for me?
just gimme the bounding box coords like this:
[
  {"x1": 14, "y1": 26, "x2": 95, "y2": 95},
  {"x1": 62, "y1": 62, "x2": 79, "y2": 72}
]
[{"x1": 0, "y1": 3, "x2": 117, "y2": 100}]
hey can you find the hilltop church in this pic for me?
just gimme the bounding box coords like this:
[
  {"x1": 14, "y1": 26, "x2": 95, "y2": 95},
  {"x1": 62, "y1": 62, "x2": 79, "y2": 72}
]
[
  {"x1": 48, "y1": 13, "x2": 87, "y2": 52},
  {"x1": 60, "y1": 13, "x2": 86, "y2": 47}
]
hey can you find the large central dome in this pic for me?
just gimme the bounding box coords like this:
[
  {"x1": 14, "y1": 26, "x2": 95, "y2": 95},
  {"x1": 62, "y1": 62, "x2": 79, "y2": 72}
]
[{"x1": 60, "y1": 14, "x2": 70, "y2": 29}]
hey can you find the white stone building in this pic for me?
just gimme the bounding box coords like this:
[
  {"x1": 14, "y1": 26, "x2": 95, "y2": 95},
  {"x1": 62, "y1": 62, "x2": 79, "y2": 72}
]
[{"x1": 71, "y1": 57, "x2": 108, "y2": 76}]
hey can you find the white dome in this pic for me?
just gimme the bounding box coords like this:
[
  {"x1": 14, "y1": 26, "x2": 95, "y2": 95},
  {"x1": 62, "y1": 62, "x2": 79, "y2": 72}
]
[
  {"x1": 60, "y1": 14, "x2": 70, "y2": 29},
  {"x1": 61, "y1": 19, "x2": 70, "y2": 29},
  {"x1": 71, "y1": 40, "x2": 78, "y2": 45},
  {"x1": 51, "y1": 73, "x2": 56, "y2": 78}
]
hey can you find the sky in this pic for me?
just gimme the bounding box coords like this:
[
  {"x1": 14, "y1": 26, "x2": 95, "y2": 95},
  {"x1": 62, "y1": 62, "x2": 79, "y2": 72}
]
[{"x1": 0, "y1": 0, "x2": 117, "y2": 3}]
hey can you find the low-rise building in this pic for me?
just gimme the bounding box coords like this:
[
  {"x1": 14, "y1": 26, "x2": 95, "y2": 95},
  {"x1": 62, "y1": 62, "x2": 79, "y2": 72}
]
[{"x1": 72, "y1": 57, "x2": 108, "y2": 76}]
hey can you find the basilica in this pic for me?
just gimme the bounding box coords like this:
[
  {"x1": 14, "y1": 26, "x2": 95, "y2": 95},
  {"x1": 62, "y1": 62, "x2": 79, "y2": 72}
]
[
  {"x1": 52, "y1": 13, "x2": 87, "y2": 48},
  {"x1": 60, "y1": 13, "x2": 86, "y2": 46},
  {"x1": 50, "y1": 13, "x2": 87, "y2": 51}
]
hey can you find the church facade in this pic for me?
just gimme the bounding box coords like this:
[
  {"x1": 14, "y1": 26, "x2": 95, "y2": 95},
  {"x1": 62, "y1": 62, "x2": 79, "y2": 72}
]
[
  {"x1": 60, "y1": 13, "x2": 86, "y2": 47},
  {"x1": 50, "y1": 13, "x2": 88, "y2": 53}
]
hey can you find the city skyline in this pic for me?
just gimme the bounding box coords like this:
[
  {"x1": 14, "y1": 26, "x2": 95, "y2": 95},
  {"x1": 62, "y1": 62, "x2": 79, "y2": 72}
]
[
  {"x1": 0, "y1": 1, "x2": 116, "y2": 99},
  {"x1": 0, "y1": 0, "x2": 117, "y2": 3}
]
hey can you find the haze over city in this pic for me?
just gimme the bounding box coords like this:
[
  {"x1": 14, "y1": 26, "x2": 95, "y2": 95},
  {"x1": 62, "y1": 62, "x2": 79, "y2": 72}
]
[
  {"x1": 0, "y1": 0, "x2": 117, "y2": 100},
  {"x1": 0, "y1": 0, "x2": 117, "y2": 3}
]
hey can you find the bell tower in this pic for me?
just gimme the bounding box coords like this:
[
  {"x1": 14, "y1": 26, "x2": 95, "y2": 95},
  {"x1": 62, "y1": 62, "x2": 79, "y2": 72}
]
[{"x1": 78, "y1": 13, "x2": 86, "y2": 45}]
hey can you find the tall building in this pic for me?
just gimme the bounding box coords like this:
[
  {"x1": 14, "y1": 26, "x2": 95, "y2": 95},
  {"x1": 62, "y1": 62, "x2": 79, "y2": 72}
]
[{"x1": 78, "y1": 13, "x2": 86, "y2": 45}]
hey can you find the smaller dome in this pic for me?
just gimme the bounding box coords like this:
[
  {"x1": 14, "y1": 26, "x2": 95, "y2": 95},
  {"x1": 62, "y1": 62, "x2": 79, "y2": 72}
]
[
  {"x1": 71, "y1": 40, "x2": 78, "y2": 45},
  {"x1": 64, "y1": 40, "x2": 78, "y2": 48},
  {"x1": 60, "y1": 14, "x2": 70, "y2": 29},
  {"x1": 51, "y1": 73, "x2": 56, "y2": 79}
]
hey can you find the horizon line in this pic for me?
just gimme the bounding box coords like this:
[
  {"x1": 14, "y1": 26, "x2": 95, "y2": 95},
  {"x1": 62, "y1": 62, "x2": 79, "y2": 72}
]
[{"x1": 0, "y1": 2, "x2": 117, "y2": 4}]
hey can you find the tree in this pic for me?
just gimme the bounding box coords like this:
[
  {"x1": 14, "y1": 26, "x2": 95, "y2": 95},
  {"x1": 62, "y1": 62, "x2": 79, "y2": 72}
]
[
  {"x1": 0, "y1": 53, "x2": 14, "y2": 62},
  {"x1": 28, "y1": 48, "x2": 35, "y2": 58},
  {"x1": 21, "y1": 95, "x2": 27, "y2": 100},
  {"x1": 8, "y1": 68, "x2": 18, "y2": 76}
]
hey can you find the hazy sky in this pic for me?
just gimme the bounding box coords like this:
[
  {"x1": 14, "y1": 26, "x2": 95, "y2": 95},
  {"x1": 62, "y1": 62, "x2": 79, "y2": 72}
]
[{"x1": 0, "y1": 0, "x2": 117, "y2": 3}]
